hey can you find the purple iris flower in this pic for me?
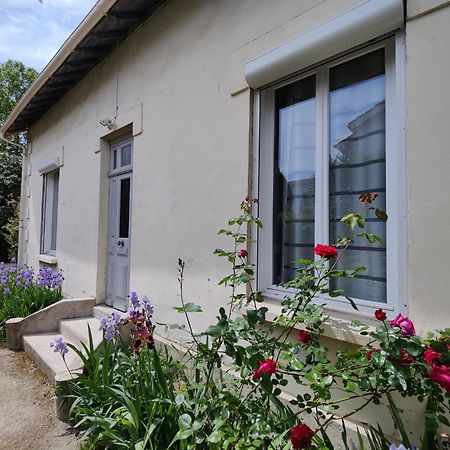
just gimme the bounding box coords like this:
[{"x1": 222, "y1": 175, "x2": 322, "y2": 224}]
[
  {"x1": 99, "y1": 314, "x2": 122, "y2": 341},
  {"x1": 37, "y1": 267, "x2": 63, "y2": 289},
  {"x1": 141, "y1": 296, "x2": 154, "y2": 318},
  {"x1": 50, "y1": 336, "x2": 69, "y2": 356}
]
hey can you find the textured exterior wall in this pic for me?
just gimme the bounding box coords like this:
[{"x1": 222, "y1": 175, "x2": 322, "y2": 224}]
[
  {"x1": 25, "y1": 0, "x2": 367, "y2": 321},
  {"x1": 405, "y1": 3, "x2": 450, "y2": 333},
  {"x1": 20, "y1": 0, "x2": 450, "y2": 440}
]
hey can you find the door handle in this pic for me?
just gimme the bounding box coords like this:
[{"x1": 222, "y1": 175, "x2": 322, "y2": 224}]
[{"x1": 117, "y1": 240, "x2": 124, "y2": 247}]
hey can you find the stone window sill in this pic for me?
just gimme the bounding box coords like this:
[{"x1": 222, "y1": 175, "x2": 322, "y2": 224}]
[
  {"x1": 246, "y1": 296, "x2": 377, "y2": 347},
  {"x1": 38, "y1": 254, "x2": 58, "y2": 265}
]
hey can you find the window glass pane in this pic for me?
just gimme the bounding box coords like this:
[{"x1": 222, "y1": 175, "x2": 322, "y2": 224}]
[
  {"x1": 121, "y1": 144, "x2": 132, "y2": 167},
  {"x1": 119, "y1": 177, "x2": 130, "y2": 238},
  {"x1": 42, "y1": 170, "x2": 59, "y2": 254},
  {"x1": 273, "y1": 75, "x2": 316, "y2": 284},
  {"x1": 113, "y1": 150, "x2": 117, "y2": 169},
  {"x1": 50, "y1": 171, "x2": 59, "y2": 251},
  {"x1": 329, "y1": 49, "x2": 387, "y2": 303}
]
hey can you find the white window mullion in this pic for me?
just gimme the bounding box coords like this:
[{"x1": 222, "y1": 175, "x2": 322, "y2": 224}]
[
  {"x1": 258, "y1": 88, "x2": 275, "y2": 292},
  {"x1": 385, "y1": 34, "x2": 406, "y2": 314},
  {"x1": 314, "y1": 68, "x2": 329, "y2": 249}
]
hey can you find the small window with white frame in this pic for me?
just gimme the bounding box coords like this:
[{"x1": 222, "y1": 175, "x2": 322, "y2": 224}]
[
  {"x1": 41, "y1": 169, "x2": 59, "y2": 255},
  {"x1": 256, "y1": 36, "x2": 405, "y2": 315}
]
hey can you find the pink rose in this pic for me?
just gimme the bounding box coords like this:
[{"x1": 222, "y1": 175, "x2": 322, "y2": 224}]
[
  {"x1": 390, "y1": 314, "x2": 416, "y2": 337},
  {"x1": 428, "y1": 364, "x2": 450, "y2": 393},
  {"x1": 253, "y1": 358, "x2": 277, "y2": 380},
  {"x1": 314, "y1": 244, "x2": 337, "y2": 259},
  {"x1": 423, "y1": 347, "x2": 442, "y2": 367}
]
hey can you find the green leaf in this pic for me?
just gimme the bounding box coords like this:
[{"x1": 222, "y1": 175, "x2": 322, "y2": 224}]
[
  {"x1": 386, "y1": 392, "x2": 412, "y2": 448},
  {"x1": 174, "y1": 394, "x2": 184, "y2": 406},
  {"x1": 439, "y1": 414, "x2": 450, "y2": 426},
  {"x1": 375, "y1": 208, "x2": 388, "y2": 222},
  {"x1": 345, "y1": 296, "x2": 358, "y2": 310},
  {"x1": 178, "y1": 413, "x2": 192, "y2": 430},
  {"x1": 402, "y1": 341, "x2": 423, "y2": 357},
  {"x1": 173, "y1": 303, "x2": 202, "y2": 313},
  {"x1": 357, "y1": 215, "x2": 366, "y2": 228},
  {"x1": 208, "y1": 431, "x2": 222, "y2": 443}
]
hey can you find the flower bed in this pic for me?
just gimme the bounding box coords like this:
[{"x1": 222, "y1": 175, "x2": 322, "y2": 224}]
[{"x1": 0, "y1": 260, "x2": 63, "y2": 340}]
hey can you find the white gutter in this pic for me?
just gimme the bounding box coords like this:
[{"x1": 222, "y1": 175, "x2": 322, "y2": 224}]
[{"x1": 0, "y1": 0, "x2": 118, "y2": 136}]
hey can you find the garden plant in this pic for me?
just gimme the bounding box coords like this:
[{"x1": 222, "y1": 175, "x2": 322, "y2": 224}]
[
  {"x1": 0, "y1": 260, "x2": 63, "y2": 340},
  {"x1": 58, "y1": 196, "x2": 450, "y2": 449}
]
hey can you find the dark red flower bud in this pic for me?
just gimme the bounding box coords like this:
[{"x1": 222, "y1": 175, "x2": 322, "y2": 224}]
[
  {"x1": 374, "y1": 308, "x2": 387, "y2": 321},
  {"x1": 238, "y1": 249, "x2": 248, "y2": 258},
  {"x1": 298, "y1": 330, "x2": 311, "y2": 344},
  {"x1": 290, "y1": 423, "x2": 314, "y2": 449}
]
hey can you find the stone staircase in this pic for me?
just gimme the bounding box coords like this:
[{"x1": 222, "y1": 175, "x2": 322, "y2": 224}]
[{"x1": 21, "y1": 304, "x2": 117, "y2": 382}]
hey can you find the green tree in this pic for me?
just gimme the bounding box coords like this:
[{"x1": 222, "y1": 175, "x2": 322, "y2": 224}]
[{"x1": 0, "y1": 60, "x2": 38, "y2": 260}]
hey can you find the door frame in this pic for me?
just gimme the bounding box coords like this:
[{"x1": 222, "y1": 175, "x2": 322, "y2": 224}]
[{"x1": 105, "y1": 136, "x2": 133, "y2": 310}]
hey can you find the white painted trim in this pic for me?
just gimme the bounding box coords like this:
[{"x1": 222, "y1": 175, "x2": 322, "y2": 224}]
[
  {"x1": 254, "y1": 36, "x2": 406, "y2": 317},
  {"x1": 244, "y1": 0, "x2": 404, "y2": 89},
  {"x1": 38, "y1": 157, "x2": 61, "y2": 174},
  {"x1": 38, "y1": 254, "x2": 58, "y2": 265}
]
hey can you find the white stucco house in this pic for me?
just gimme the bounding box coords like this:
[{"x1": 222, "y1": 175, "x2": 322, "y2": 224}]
[{"x1": 1, "y1": 0, "x2": 450, "y2": 437}]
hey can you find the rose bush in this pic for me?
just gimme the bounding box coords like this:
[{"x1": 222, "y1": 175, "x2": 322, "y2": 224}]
[{"x1": 59, "y1": 197, "x2": 449, "y2": 449}]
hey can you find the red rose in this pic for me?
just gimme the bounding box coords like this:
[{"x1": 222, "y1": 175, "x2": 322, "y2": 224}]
[
  {"x1": 374, "y1": 309, "x2": 387, "y2": 321},
  {"x1": 314, "y1": 244, "x2": 337, "y2": 259},
  {"x1": 366, "y1": 349, "x2": 378, "y2": 361},
  {"x1": 298, "y1": 330, "x2": 311, "y2": 344},
  {"x1": 390, "y1": 314, "x2": 416, "y2": 337},
  {"x1": 428, "y1": 364, "x2": 450, "y2": 393},
  {"x1": 238, "y1": 249, "x2": 248, "y2": 258},
  {"x1": 424, "y1": 347, "x2": 442, "y2": 367},
  {"x1": 396, "y1": 349, "x2": 414, "y2": 366},
  {"x1": 290, "y1": 423, "x2": 314, "y2": 449},
  {"x1": 253, "y1": 358, "x2": 277, "y2": 380}
]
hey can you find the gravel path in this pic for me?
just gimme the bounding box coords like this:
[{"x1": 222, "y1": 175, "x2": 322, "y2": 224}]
[{"x1": 0, "y1": 347, "x2": 79, "y2": 450}]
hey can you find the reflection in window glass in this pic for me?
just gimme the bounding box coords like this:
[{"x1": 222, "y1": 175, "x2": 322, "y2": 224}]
[
  {"x1": 121, "y1": 145, "x2": 132, "y2": 167},
  {"x1": 273, "y1": 75, "x2": 316, "y2": 284},
  {"x1": 329, "y1": 49, "x2": 387, "y2": 303}
]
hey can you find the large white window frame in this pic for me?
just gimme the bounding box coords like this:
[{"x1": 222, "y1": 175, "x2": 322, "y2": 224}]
[
  {"x1": 41, "y1": 169, "x2": 60, "y2": 256},
  {"x1": 253, "y1": 34, "x2": 407, "y2": 317}
]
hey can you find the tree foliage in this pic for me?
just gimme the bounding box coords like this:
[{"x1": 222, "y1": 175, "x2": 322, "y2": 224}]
[{"x1": 0, "y1": 60, "x2": 38, "y2": 259}]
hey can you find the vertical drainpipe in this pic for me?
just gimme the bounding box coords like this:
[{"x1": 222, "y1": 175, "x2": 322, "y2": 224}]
[{"x1": 18, "y1": 138, "x2": 30, "y2": 265}]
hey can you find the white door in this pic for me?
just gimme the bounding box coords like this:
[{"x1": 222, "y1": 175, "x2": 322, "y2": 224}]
[{"x1": 106, "y1": 139, "x2": 133, "y2": 311}]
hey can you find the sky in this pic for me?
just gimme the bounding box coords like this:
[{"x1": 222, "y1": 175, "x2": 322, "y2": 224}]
[{"x1": 0, "y1": 0, "x2": 98, "y2": 73}]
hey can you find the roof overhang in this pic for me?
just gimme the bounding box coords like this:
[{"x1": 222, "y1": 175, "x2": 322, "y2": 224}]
[{"x1": 1, "y1": 0, "x2": 166, "y2": 136}]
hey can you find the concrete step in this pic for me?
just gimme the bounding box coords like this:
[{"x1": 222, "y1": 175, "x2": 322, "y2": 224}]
[
  {"x1": 23, "y1": 332, "x2": 83, "y2": 381},
  {"x1": 59, "y1": 317, "x2": 103, "y2": 348},
  {"x1": 93, "y1": 304, "x2": 127, "y2": 320}
]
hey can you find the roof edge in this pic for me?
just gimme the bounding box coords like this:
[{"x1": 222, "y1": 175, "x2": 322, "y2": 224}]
[{"x1": 1, "y1": 0, "x2": 118, "y2": 136}]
